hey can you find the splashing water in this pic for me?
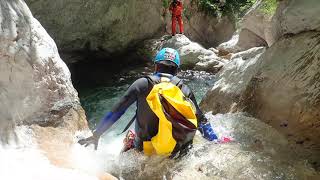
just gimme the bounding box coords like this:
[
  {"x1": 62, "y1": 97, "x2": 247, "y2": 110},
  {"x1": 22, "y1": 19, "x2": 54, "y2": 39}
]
[
  {"x1": 77, "y1": 70, "x2": 319, "y2": 179},
  {"x1": 0, "y1": 126, "x2": 100, "y2": 180},
  {"x1": 83, "y1": 113, "x2": 318, "y2": 180},
  {"x1": 1, "y1": 70, "x2": 319, "y2": 180}
]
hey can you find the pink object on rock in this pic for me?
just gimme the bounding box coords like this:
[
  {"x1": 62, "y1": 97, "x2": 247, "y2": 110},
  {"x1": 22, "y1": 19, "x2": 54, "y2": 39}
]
[{"x1": 219, "y1": 137, "x2": 232, "y2": 143}]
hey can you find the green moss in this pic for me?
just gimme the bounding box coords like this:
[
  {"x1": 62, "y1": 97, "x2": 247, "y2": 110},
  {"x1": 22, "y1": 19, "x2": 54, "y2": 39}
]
[
  {"x1": 162, "y1": 0, "x2": 170, "y2": 9},
  {"x1": 192, "y1": 0, "x2": 257, "y2": 20},
  {"x1": 259, "y1": 0, "x2": 277, "y2": 15},
  {"x1": 183, "y1": 8, "x2": 193, "y2": 20}
]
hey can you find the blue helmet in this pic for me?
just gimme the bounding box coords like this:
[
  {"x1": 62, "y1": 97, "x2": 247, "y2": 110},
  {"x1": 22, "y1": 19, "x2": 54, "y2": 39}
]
[{"x1": 155, "y1": 48, "x2": 180, "y2": 67}]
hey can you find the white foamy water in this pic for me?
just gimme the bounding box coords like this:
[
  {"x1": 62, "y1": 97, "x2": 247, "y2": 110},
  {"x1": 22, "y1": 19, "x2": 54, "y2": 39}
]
[
  {"x1": 96, "y1": 113, "x2": 319, "y2": 180},
  {"x1": 1, "y1": 114, "x2": 319, "y2": 180},
  {"x1": 0, "y1": 126, "x2": 100, "y2": 180}
]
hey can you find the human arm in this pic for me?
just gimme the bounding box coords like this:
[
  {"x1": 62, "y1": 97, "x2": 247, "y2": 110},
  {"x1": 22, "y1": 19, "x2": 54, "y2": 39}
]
[
  {"x1": 186, "y1": 87, "x2": 218, "y2": 141},
  {"x1": 78, "y1": 79, "x2": 143, "y2": 149}
]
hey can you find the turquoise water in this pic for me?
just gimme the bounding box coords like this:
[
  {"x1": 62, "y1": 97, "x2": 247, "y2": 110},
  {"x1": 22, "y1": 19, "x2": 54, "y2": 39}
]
[{"x1": 78, "y1": 69, "x2": 216, "y2": 132}]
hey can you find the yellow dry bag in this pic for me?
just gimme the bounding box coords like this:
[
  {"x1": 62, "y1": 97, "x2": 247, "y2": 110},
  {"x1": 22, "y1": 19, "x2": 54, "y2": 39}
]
[{"x1": 144, "y1": 75, "x2": 198, "y2": 156}]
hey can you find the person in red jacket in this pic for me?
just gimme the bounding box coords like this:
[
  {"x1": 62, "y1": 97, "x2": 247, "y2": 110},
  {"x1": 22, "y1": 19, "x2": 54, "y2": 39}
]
[{"x1": 169, "y1": 0, "x2": 184, "y2": 36}]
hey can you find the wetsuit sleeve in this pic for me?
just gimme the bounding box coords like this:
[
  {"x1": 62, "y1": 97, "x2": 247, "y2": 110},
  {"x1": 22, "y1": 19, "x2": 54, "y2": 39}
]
[
  {"x1": 94, "y1": 78, "x2": 147, "y2": 136},
  {"x1": 180, "y1": 83, "x2": 217, "y2": 141}
]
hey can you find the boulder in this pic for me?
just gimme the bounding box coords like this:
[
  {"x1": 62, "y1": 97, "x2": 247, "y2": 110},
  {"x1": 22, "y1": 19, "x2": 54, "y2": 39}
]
[
  {"x1": 0, "y1": 0, "x2": 115, "y2": 179},
  {"x1": 217, "y1": 0, "x2": 274, "y2": 54},
  {"x1": 159, "y1": 34, "x2": 227, "y2": 72},
  {"x1": 217, "y1": 29, "x2": 267, "y2": 54},
  {"x1": 272, "y1": 0, "x2": 320, "y2": 41},
  {"x1": 242, "y1": 0, "x2": 275, "y2": 46},
  {"x1": 25, "y1": 0, "x2": 164, "y2": 53},
  {"x1": 201, "y1": 46, "x2": 266, "y2": 114},
  {"x1": 0, "y1": 0, "x2": 82, "y2": 128},
  {"x1": 201, "y1": 32, "x2": 320, "y2": 164}
]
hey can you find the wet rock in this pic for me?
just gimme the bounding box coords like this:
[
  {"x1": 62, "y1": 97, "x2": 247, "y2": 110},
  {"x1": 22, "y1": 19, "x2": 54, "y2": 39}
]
[
  {"x1": 0, "y1": 1, "x2": 115, "y2": 179},
  {"x1": 272, "y1": 0, "x2": 320, "y2": 41},
  {"x1": 201, "y1": 32, "x2": 320, "y2": 164}
]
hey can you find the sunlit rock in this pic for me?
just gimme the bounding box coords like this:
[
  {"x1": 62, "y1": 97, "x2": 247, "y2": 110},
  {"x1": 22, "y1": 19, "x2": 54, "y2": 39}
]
[
  {"x1": 217, "y1": 0, "x2": 274, "y2": 54},
  {"x1": 200, "y1": 46, "x2": 265, "y2": 114},
  {"x1": 217, "y1": 30, "x2": 267, "y2": 54},
  {"x1": 241, "y1": 0, "x2": 275, "y2": 46},
  {"x1": 272, "y1": 0, "x2": 320, "y2": 41},
  {"x1": 0, "y1": 0, "x2": 85, "y2": 130},
  {"x1": 159, "y1": 34, "x2": 226, "y2": 72},
  {"x1": 0, "y1": 0, "x2": 115, "y2": 179},
  {"x1": 201, "y1": 32, "x2": 320, "y2": 166}
]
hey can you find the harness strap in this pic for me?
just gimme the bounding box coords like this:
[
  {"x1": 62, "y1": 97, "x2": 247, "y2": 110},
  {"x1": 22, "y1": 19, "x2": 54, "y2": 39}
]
[{"x1": 118, "y1": 113, "x2": 136, "y2": 135}]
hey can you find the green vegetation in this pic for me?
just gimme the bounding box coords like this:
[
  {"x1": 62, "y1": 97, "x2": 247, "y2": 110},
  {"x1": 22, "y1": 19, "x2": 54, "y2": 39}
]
[
  {"x1": 259, "y1": 0, "x2": 277, "y2": 15},
  {"x1": 193, "y1": 0, "x2": 257, "y2": 19},
  {"x1": 162, "y1": 0, "x2": 170, "y2": 9},
  {"x1": 184, "y1": 8, "x2": 192, "y2": 20}
]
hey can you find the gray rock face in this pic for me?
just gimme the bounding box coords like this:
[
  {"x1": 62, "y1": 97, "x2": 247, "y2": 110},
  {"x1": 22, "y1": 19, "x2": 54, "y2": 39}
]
[
  {"x1": 183, "y1": 13, "x2": 235, "y2": 47},
  {"x1": 0, "y1": 0, "x2": 84, "y2": 130},
  {"x1": 217, "y1": 0, "x2": 273, "y2": 54},
  {"x1": 201, "y1": 32, "x2": 320, "y2": 163},
  {"x1": 272, "y1": 0, "x2": 320, "y2": 41},
  {"x1": 25, "y1": 0, "x2": 164, "y2": 53}
]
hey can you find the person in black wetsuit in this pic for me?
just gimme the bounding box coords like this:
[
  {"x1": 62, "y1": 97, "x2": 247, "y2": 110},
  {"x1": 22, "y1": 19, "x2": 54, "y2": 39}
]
[{"x1": 78, "y1": 48, "x2": 217, "y2": 154}]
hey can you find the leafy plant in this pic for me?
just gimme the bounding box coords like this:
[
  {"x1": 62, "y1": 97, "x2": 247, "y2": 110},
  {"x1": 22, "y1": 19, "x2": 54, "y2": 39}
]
[
  {"x1": 162, "y1": 0, "x2": 170, "y2": 9},
  {"x1": 259, "y1": 0, "x2": 277, "y2": 15},
  {"x1": 193, "y1": 0, "x2": 257, "y2": 20}
]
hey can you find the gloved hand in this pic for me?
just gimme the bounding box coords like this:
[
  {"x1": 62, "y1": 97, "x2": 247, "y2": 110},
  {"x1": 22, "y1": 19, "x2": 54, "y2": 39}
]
[
  {"x1": 198, "y1": 122, "x2": 218, "y2": 141},
  {"x1": 78, "y1": 133, "x2": 100, "y2": 150}
]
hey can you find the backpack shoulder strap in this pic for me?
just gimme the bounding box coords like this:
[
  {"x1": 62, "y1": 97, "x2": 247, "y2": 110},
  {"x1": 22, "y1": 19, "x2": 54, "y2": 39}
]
[
  {"x1": 145, "y1": 75, "x2": 159, "y2": 86},
  {"x1": 170, "y1": 76, "x2": 182, "y2": 86},
  {"x1": 145, "y1": 74, "x2": 182, "y2": 86}
]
